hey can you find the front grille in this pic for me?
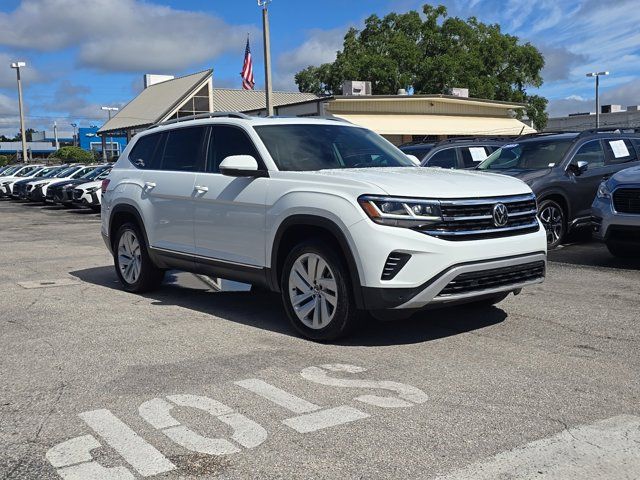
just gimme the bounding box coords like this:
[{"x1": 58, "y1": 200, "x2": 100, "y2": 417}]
[
  {"x1": 437, "y1": 261, "x2": 545, "y2": 297},
  {"x1": 419, "y1": 194, "x2": 539, "y2": 240},
  {"x1": 613, "y1": 188, "x2": 640, "y2": 214},
  {"x1": 73, "y1": 189, "x2": 83, "y2": 200},
  {"x1": 381, "y1": 252, "x2": 411, "y2": 280}
]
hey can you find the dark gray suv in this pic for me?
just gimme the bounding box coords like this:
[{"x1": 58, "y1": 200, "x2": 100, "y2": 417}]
[
  {"x1": 400, "y1": 137, "x2": 507, "y2": 169},
  {"x1": 478, "y1": 129, "x2": 640, "y2": 247}
]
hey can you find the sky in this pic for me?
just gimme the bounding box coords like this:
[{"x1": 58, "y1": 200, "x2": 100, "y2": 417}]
[{"x1": 1, "y1": 0, "x2": 639, "y2": 138}]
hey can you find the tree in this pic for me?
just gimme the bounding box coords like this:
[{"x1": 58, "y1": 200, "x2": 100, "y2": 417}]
[
  {"x1": 50, "y1": 146, "x2": 96, "y2": 164},
  {"x1": 0, "y1": 155, "x2": 10, "y2": 167},
  {"x1": 294, "y1": 4, "x2": 548, "y2": 129}
]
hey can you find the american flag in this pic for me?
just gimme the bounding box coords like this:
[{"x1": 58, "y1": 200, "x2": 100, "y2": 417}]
[{"x1": 241, "y1": 37, "x2": 255, "y2": 90}]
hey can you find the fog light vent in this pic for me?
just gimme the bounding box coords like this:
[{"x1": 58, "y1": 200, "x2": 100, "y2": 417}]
[{"x1": 381, "y1": 252, "x2": 411, "y2": 280}]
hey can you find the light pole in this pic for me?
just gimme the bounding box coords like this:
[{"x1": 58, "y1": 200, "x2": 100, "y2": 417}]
[
  {"x1": 10, "y1": 61, "x2": 28, "y2": 163},
  {"x1": 586, "y1": 71, "x2": 609, "y2": 128},
  {"x1": 70, "y1": 123, "x2": 78, "y2": 147},
  {"x1": 258, "y1": 0, "x2": 273, "y2": 116},
  {"x1": 101, "y1": 106, "x2": 119, "y2": 161}
]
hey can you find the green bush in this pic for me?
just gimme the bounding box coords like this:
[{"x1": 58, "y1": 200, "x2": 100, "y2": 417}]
[
  {"x1": 0, "y1": 155, "x2": 10, "y2": 166},
  {"x1": 49, "y1": 146, "x2": 96, "y2": 164}
]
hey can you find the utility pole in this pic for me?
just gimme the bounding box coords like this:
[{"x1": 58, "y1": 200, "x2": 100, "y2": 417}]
[
  {"x1": 586, "y1": 71, "x2": 609, "y2": 128},
  {"x1": 101, "y1": 106, "x2": 119, "y2": 161},
  {"x1": 53, "y1": 121, "x2": 60, "y2": 150},
  {"x1": 10, "y1": 61, "x2": 28, "y2": 163},
  {"x1": 70, "y1": 123, "x2": 78, "y2": 147},
  {"x1": 258, "y1": 0, "x2": 273, "y2": 116}
]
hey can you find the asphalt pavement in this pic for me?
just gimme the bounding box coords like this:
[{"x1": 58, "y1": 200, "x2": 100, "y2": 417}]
[{"x1": 1, "y1": 199, "x2": 639, "y2": 479}]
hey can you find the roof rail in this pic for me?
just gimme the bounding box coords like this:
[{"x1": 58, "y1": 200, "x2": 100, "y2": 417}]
[
  {"x1": 575, "y1": 126, "x2": 640, "y2": 139},
  {"x1": 148, "y1": 111, "x2": 253, "y2": 129},
  {"x1": 433, "y1": 136, "x2": 514, "y2": 147}
]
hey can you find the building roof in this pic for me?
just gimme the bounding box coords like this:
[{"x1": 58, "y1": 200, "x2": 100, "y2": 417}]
[
  {"x1": 332, "y1": 94, "x2": 527, "y2": 109},
  {"x1": 98, "y1": 69, "x2": 212, "y2": 134},
  {"x1": 212, "y1": 88, "x2": 319, "y2": 113}
]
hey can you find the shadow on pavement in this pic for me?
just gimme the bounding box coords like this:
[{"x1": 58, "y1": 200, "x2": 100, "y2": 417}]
[
  {"x1": 71, "y1": 265, "x2": 507, "y2": 346},
  {"x1": 549, "y1": 240, "x2": 640, "y2": 270}
]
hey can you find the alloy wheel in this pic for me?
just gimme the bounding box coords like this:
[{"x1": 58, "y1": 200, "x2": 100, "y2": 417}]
[
  {"x1": 288, "y1": 253, "x2": 338, "y2": 329},
  {"x1": 539, "y1": 203, "x2": 564, "y2": 245},
  {"x1": 118, "y1": 230, "x2": 142, "y2": 284}
]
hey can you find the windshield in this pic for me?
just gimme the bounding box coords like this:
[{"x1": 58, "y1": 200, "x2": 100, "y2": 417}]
[
  {"x1": 16, "y1": 166, "x2": 41, "y2": 177},
  {"x1": 1, "y1": 166, "x2": 20, "y2": 175},
  {"x1": 95, "y1": 168, "x2": 112, "y2": 180},
  {"x1": 254, "y1": 124, "x2": 415, "y2": 171},
  {"x1": 478, "y1": 140, "x2": 573, "y2": 170},
  {"x1": 55, "y1": 166, "x2": 80, "y2": 178},
  {"x1": 81, "y1": 166, "x2": 108, "y2": 180},
  {"x1": 42, "y1": 167, "x2": 65, "y2": 178},
  {"x1": 72, "y1": 167, "x2": 94, "y2": 179}
]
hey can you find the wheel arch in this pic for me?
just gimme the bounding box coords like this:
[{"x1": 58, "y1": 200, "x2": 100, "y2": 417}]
[
  {"x1": 269, "y1": 215, "x2": 365, "y2": 309},
  {"x1": 108, "y1": 203, "x2": 149, "y2": 251},
  {"x1": 537, "y1": 190, "x2": 571, "y2": 221}
]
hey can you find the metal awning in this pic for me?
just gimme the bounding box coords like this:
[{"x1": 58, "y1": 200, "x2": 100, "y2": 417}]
[{"x1": 332, "y1": 114, "x2": 536, "y2": 136}]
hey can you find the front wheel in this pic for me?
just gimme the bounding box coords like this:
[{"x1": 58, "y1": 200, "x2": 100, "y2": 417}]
[
  {"x1": 538, "y1": 199, "x2": 566, "y2": 249},
  {"x1": 281, "y1": 241, "x2": 361, "y2": 341},
  {"x1": 113, "y1": 222, "x2": 164, "y2": 293}
]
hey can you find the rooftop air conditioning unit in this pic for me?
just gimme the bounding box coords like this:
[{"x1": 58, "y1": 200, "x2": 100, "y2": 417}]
[
  {"x1": 601, "y1": 104, "x2": 623, "y2": 113},
  {"x1": 446, "y1": 87, "x2": 469, "y2": 98},
  {"x1": 342, "y1": 80, "x2": 372, "y2": 96}
]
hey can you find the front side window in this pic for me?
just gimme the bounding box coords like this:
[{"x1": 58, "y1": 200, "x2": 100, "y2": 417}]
[
  {"x1": 254, "y1": 124, "x2": 415, "y2": 171},
  {"x1": 208, "y1": 125, "x2": 262, "y2": 172},
  {"x1": 479, "y1": 139, "x2": 573, "y2": 170},
  {"x1": 426, "y1": 149, "x2": 457, "y2": 168},
  {"x1": 572, "y1": 141, "x2": 605, "y2": 168},
  {"x1": 160, "y1": 126, "x2": 206, "y2": 172},
  {"x1": 128, "y1": 133, "x2": 164, "y2": 170}
]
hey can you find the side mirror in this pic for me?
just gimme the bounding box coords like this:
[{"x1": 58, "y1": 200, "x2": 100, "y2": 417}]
[
  {"x1": 570, "y1": 160, "x2": 589, "y2": 176},
  {"x1": 405, "y1": 154, "x2": 421, "y2": 166},
  {"x1": 219, "y1": 155, "x2": 267, "y2": 178}
]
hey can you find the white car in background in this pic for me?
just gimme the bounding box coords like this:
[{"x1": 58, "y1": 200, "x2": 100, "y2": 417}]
[
  {"x1": 0, "y1": 165, "x2": 45, "y2": 197},
  {"x1": 72, "y1": 167, "x2": 112, "y2": 211},
  {"x1": 27, "y1": 165, "x2": 94, "y2": 202}
]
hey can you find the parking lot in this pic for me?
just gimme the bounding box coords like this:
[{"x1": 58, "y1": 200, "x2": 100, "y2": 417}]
[{"x1": 1, "y1": 199, "x2": 639, "y2": 479}]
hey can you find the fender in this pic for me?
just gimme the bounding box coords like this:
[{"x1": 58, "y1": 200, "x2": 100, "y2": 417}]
[
  {"x1": 269, "y1": 214, "x2": 365, "y2": 309},
  {"x1": 536, "y1": 188, "x2": 573, "y2": 221}
]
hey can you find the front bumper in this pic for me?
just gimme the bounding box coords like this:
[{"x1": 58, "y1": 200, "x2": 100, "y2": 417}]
[{"x1": 592, "y1": 196, "x2": 640, "y2": 241}]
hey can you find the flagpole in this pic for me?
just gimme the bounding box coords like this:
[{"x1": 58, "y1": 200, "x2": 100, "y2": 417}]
[{"x1": 258, "y1": 0, "x2": 273, "y2": 116}]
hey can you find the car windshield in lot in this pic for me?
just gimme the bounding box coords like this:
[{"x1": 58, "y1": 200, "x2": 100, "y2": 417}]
[
  {"x1": 254, "y1": 124, "x2": 415, "y2": 171},
  {"x1": 15, "y1": 166, "x2": 41, "y2": 177},
  {"x1": 41, "y1": 166, "x2": 67, "y2": 178},
  {"x1": 79, "y1": 166, "x2": 108, "y2": 180},
  {"x1": 1, "y1": 166, "x2": 21, "y2": 176},
  {"x1": 478, "y1": 139, "x2": 573, "y2": 171},
  {"x1": 54, "y1": 166, "x2": 80, "y2": 178}
]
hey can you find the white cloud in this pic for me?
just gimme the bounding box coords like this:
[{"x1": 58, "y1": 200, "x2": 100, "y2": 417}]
[
  {"x1": 275, "y1": 26, "x2": 348, "y2": 90},
  {"x1": 0, "y1": 0, "x2": 258, "y2": 73},
  {"x1": 565, "y1": 95, "x2": 586, "y2": 101}
]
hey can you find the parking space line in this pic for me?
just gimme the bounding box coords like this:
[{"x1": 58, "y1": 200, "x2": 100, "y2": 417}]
[
  {"x1": 282, "y1": 406, "x2": 370, "y2": 433},
  {"x1": 235, "y1": 378, "x2": 321, "y2": 414},
  {"x1": 79, "y1": 409, "x2": 176, "y2": 477}
]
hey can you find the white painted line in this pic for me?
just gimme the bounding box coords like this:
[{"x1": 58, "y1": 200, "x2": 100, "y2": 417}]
[
  {"x1": 301, "y1": 364, "x2": 428, "y2": 408},
  {"x1": 138, "y1": 398, "x2": 180, "y2": 430},
  {"x1": 218, "y1": 412, "x2": 268, "y2": 449},
  {"x1": 18, "y1": 278, "x2": 81, "y2": 289},
  {"x1": 162, "y1": 425, "x2": 240, "y2": 456},
  {"x1": 282, "y1": 406, "x2": 369, "y2": 433},
  {"x1": 56, "y1": 463, "x2": 134, "y2": 480},
  {"x1": 436, "y1": 415, "x2": 640, "y2": 480},
  {"x1": 46, "y1": 435, "x2": 101, "y2": 468},
  {"x1": 79, "y1": 409, "x2": 176, "y2": 477},
  {"x1": 235, "y1": 378, "x2": 321, "y2": 414},
  {"x1": 166, "y1": 394, "x2": 233, "y2": 416}
]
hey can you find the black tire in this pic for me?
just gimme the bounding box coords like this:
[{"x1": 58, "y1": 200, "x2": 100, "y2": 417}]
[
  {"x1": 538, "y1": 199, "x2": 566, "y2": 249},
  {"x1": 606, "y1": 241, "x2": 637, "y2": 258},
  {"x1": 281, "y1": 240, "x2": 362, "y2": 342},
  {"x1": 113, "y1": 222, "x2": 164, "y2": 293}
]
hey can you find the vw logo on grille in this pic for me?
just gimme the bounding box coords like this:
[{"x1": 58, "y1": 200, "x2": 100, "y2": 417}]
[{"x1": 492, "y1": 203, "x2": 509, "y2": 227}]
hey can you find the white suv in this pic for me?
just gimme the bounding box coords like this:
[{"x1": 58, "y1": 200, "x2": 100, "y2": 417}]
[{"x1": 102, "y1": 114, "x2": 547, "y2": 340}]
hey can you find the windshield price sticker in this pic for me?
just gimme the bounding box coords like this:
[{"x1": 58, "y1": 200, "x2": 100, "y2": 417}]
[
  {"x1": 468, "y1": 147, "x2": 488, "y2": 162},
  {"x1": 609, "y1": 140, "x2": 629, "y2": 158}
]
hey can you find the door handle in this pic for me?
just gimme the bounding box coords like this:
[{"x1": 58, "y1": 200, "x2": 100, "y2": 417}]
[
  {"x1": 144, "y1": 182, "x2": 156, "y2": 190},
  {"x1": 194, "y1": 185, "x2": 209, "y2": 193}
]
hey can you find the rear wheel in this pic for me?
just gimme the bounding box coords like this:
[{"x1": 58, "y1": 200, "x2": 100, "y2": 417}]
[
  {"x1": 281, "y1": 241, "x2": 361, "y2": 341},
  {"x1": 113, "y1": 222, "x2": 164, "y2": 292},
  {"x1": 538, "y1": 199, "x2": 566, "y2": 249},
  {"x1": 606, "y1": 241, "x2": 637, "y2": 258}
]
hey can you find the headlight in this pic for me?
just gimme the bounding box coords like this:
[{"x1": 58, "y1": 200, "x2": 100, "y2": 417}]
[
  {"x1": 358, "y1": 195, "x2": 442, "y2": 227},
  {"x1": 597, "y1": 181, "x2": 611, "y2": 199},
  {"x1": 85, "y1": 186, "x2": 100, "y2": 193}
]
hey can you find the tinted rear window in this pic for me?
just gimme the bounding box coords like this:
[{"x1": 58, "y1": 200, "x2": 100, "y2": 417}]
[{"x1": 129, "y1": 133, "x2": 164, "y2": 170}]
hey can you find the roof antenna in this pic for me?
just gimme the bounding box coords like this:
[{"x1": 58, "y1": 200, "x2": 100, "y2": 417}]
[{"x1": 514, "y1": 125, "x2": 526, "y2": 140}]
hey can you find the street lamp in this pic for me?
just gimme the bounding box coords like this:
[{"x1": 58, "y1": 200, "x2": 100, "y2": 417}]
[
  {"x1": 586, "y1": 71, "x2": 609, "y2": 128},
  {"x1": 10, "y1": 61, "x2": 27, "y2": 163},
  {"x1": 70, "y1": 123, "x2": 78, "y2": 147},
  {"x1": 101, "y1": 106, "x2": 119, "y2": 161},
  {"x1": 257, "y1": 0, "x2": 273, "y2": 116}
]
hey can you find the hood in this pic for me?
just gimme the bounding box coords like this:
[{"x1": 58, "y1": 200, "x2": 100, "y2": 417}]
[
  {"x1": 481, "y1": 168, "x2": 551, "y2": 185},
  {"x1": 314, "y1": 167, "x2": 532, "y2": 198},
  {"x1": 611, "y1": 165, "x2": 640, "y2": 185}
]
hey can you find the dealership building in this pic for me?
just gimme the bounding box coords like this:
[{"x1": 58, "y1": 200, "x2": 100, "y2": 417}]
[{"x1": 98, "y1": 69, "x2": 535, "y2": 147}]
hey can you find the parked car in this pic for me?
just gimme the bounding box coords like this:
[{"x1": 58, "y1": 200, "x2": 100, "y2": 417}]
[
  {"x1": 72, "y1": 167, "x2": 112, "y2": 211},
  {"x1": 13, "y1": 166, "x2": 68, "y2": 199},
  {"x1": 48, "y1": 164, "x2": 111, "y2": 207},
  {"x1": 27, "y1": 165, "x2": 90, "y2": 203},
  {"x1": 592, "y1": 165, "x2": 640, "y2": 257},
  {"x1": 0, "y1": 165, "x2": 44, "y2": 197},
  {"x1": 0, "y1": 165, "x2": 23, "y2": 178},
  {"x1": 45, "y1": 165, "x2": 100, "y2": 204},
  {"x1": 400, "y1": 137, "x2": 507, "y2": 169},
  {"x1": 102, "y1": 114, "x2": 546, "y2": 341},
  {"x1": 399, "y1": 141, "x2": 435, "y2": 162},
  {"x1": 477, "y1": 129, "x2": 640, "y2": 248}
]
